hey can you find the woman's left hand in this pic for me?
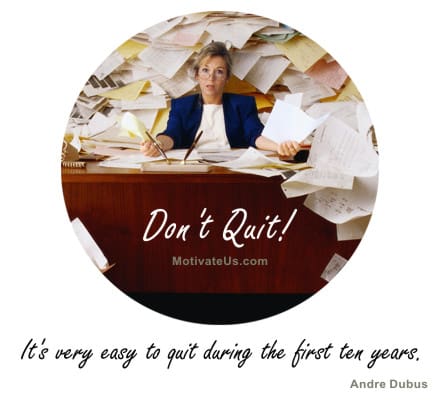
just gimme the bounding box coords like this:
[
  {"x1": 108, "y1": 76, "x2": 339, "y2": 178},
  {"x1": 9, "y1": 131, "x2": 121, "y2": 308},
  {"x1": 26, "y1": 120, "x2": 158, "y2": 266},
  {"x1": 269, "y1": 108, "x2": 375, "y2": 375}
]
[{"x1": 277, "y1": 140, "x2": 301, "y2": 156}]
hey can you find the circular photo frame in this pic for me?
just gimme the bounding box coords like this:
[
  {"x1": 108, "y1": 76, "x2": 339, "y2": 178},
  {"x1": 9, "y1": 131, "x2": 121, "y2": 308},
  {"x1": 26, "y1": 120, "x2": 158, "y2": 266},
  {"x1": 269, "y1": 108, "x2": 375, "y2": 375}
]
[{"x1": 61, "y1": 11, "x2": 378, "y2": 324}]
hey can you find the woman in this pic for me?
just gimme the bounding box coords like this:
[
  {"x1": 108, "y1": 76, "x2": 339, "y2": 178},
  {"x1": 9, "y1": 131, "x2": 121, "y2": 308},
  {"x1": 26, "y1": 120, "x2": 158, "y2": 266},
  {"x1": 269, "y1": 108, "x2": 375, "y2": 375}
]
[{"x1": 141, "y1": 41, "x2": 301, "y2": 157}]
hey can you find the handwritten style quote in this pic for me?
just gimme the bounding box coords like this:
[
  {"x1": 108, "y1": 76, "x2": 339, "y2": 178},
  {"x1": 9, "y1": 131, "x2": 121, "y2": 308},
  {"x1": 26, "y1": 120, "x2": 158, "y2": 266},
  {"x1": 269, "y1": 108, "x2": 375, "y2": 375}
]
[{"x1": 21, "y1": 337, "x2": 419, "y2": 370}]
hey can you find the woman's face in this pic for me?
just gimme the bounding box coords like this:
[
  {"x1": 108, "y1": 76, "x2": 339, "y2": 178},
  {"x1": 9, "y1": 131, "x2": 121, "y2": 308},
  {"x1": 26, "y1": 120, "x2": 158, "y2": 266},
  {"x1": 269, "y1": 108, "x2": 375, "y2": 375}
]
[{"x1": 196, "y1": 55, "x2": 228, "y2": 102}]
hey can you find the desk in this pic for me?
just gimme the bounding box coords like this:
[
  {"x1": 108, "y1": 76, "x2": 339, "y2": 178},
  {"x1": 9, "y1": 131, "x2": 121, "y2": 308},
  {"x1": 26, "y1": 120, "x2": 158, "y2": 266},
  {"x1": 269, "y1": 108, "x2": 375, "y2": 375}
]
[{"x1": 62, "y1": 163, "x2": 360, "y2": 322}]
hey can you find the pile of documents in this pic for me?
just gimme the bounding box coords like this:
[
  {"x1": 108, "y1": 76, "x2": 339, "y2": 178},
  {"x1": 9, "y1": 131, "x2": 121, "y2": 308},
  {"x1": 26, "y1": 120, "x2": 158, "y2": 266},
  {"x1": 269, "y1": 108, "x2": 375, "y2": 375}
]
[{"x1": 64, "y1": 11, "x2": 378, "y2": 240}]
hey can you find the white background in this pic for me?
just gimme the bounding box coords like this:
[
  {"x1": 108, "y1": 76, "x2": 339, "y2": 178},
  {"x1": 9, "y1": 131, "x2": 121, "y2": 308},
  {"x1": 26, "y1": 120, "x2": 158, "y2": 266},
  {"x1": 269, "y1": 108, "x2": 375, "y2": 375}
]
[{"x1": 1, "y1": 1, "x2": 439, "y2": 398}]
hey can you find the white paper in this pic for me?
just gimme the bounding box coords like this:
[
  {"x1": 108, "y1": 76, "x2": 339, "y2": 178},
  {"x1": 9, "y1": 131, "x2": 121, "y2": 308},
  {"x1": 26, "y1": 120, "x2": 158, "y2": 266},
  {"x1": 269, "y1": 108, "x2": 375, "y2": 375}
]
[
  {"x1": 356, "y1": 102, "x2": 373, "y2": 139},
  {"x1": 283, "y1": 93, "x2": 303, "y2": 107},
  {"x1": 281, "y1": 168, "x2": 353, "y2": 198},
  {"x1": 119, "y1": 112, "x2": 147, "y2": 140},
  {"x1": 336, "y1": 215, "x2": 371, "y2": 241},
  {"x1": 304, "y1": 173, "x2": 378, "y2": 224},
  {"x1": 205, "y1": 19, "x2": 267, "y2": 49},
  {"x1": 229, "y1": 168, "x2": 284, "y2": 177},
  {"x1": 231, "y1": 51, "x2": 261, "y2": 80},
  {"x1": 198, "y1": 148, "x2": 248, "y2": 162},
  {"x1": 262, "y1": 99, "x2": 329, "y2": 143},
  {"x1": 88, "y1": 112, "x2": 117, "y2": 135},
  {"x1": 245, "y1": 55, "x2": 290, "y2": 94},
  {"x1": 157, "y1": 20, "x2": 208, "y2": 46},
  {"x1": 98, "y1": 149, "x2": 201, "y2": 169},
  {"x1": 321, "y1": 253, "x2": 348, "y2": 282},
  {"x1": 93, "y1": 51, "x2": 126, "y2": 80},
  {"x1": 129, "y1": 109, "x2": 159, "y2": 131},
  {"x1": 240, "y1": 41, "x2": 282, "y2": 57},
  {"x1": 280, "y1": 69, "x2": 335, "y2": 106},
  {"x1": 119, "y1": 94, "x2": 167, "y2": 110},
  {"x1": 153, "y1": 66, "x2": 197, "y2": 98},
  {"x1": 138, "y1": 45, "x2": 194, "y2": 79},
  {"x1": 216, "y1": 147, "x2": 291, "y2": 169},
  {"x1": 308, "y1": 116, "x2": 379, "y2": 177},
  {"x1": 306, "y1": 100, "x2": 359, "y2": 132},
  {"x1": 71, "y1": 218, "x2": 108, "y2": 271}
]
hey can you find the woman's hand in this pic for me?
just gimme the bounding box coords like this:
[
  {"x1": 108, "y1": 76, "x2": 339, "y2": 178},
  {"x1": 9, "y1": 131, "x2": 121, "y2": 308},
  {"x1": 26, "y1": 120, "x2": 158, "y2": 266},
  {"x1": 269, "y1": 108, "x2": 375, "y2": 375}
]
[
  {"x1": 140, "y1": 141, "x2": 160, "y2": 157},
  {"x1": 140, "y1": 135, "x2": 174, "y2": 156},
  {"x1": 277, "y1": 140, "x2": 301, "y2": 157}
]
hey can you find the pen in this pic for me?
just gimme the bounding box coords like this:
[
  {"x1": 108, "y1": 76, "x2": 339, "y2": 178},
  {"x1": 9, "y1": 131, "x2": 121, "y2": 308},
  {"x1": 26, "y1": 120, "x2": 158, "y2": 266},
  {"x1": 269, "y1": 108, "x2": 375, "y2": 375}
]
[
  {"x1": 182, "y1": 130, "x2": 204, "y2": 164},
  {"x1": 144, "y1": 130, "x2": 170, "y2": 164}
]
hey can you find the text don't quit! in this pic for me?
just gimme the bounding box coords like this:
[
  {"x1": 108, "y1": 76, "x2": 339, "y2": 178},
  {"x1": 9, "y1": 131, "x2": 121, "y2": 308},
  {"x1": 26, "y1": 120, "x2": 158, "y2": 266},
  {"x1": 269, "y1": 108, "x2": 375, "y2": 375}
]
[{"x1": 142, "y1": 207, "x2": 298, "y2": 248}]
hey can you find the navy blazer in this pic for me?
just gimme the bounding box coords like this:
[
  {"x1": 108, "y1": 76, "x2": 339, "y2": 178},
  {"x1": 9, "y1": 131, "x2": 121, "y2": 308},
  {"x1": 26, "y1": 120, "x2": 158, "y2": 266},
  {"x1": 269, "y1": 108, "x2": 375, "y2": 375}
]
[{"x1": 158, "y1": 93, "x2": 264, "y2": 148}]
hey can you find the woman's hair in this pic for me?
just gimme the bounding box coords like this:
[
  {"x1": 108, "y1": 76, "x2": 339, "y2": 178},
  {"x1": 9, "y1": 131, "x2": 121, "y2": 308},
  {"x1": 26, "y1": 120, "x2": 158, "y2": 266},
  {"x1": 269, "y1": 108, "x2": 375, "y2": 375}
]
[{"x1": 191, "y1": 41, "x2": 232, "y2": 79}]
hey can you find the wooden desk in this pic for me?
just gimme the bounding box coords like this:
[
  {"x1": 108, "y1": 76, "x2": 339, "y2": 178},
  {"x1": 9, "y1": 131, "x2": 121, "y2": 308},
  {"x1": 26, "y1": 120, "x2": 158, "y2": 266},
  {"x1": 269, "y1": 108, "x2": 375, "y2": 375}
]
[
  {"x1": 62, "y1": 163, "x2": 362, "y2": 322},
  {"x1": 62, "y1": 163, "x2": 360, "y2": 298}
]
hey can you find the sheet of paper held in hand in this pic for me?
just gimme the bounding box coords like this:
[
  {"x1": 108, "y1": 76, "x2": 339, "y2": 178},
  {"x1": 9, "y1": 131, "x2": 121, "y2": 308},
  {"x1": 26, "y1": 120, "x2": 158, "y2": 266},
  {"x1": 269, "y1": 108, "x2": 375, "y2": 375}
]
[{"x1": 261, "y1": 99, "x2": 329, "y2": 143}]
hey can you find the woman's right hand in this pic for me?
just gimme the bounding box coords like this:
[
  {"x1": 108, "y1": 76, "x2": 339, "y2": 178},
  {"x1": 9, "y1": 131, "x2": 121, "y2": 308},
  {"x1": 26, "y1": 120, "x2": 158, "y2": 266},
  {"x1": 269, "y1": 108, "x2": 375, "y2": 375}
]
[{"x1": 140, "y1": 141, "x2": 160, "y2": 157}]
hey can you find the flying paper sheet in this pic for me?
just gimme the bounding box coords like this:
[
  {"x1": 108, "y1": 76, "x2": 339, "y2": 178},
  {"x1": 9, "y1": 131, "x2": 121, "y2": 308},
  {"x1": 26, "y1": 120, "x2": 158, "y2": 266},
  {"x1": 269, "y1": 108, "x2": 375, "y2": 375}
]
[
  {"x1": 306, "y1": 101, "x2": 359, "y2": 131},
  {"x1": 262, "y1": 99, "x2": 329, "y2": 143},
  {"x1": 307, "y1": 116, "x2": 378, "y2": 177},
  {"x1": 321, "y1": 253, "x2": 347, "y2": 282},
  {"x1": 304, "y1": 173, "x2": 378, "y2": 224},
  {"x1": 336, "y1": 215, "x2": 371, "y2": 241},
  {"x1": 71, "y1": 218, "x2": 110, "y2": 271},
  {"x1": 280, "y1": 69, "x2": 335, "y2": 106},
  {"x1": 281, "y1": 168, "x2": 354, "y2": 198}
]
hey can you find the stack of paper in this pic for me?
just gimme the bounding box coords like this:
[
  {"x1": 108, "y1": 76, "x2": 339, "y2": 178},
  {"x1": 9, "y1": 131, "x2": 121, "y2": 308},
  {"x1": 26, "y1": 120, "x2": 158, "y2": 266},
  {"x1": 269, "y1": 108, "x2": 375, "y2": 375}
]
[{"x1": 65, "y1": 11, "x2": 364, "y2": 153}]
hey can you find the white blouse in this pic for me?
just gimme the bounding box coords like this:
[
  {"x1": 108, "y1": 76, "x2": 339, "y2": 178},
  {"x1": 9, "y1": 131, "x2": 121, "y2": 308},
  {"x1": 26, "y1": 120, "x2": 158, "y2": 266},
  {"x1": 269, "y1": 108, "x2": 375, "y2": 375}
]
[{"x1": 195, "y1": 104, "x2": 231, "y2": 151}]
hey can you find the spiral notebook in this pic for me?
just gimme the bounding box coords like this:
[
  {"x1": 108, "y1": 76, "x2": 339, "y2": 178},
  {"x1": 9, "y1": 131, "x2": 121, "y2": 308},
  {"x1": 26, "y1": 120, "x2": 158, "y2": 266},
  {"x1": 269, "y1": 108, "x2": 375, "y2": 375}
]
[{"x1": 62, "y1": 160, "x2": 86, "y2": 168}]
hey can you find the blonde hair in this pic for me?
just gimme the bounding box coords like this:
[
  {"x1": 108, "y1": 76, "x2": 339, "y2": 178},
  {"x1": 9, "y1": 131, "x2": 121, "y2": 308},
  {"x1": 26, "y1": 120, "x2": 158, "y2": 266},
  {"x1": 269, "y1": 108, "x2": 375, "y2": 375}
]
[{"x1": 191, "y1": 41, "x2": 232, "y2": 79}]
